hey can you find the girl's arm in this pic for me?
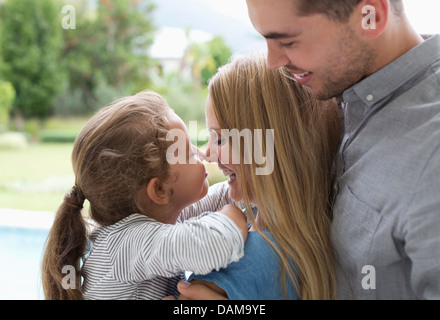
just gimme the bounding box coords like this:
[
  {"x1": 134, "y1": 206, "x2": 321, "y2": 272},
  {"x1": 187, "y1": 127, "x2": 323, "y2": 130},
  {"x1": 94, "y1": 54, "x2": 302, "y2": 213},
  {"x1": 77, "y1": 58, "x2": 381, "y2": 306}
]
[
  {"x1": 145, "y1": 207, "x2": 247, "y2": 278},
  {"x1": 218, "y1": 204, "x2": 248, "y2": 243},
  {"x1": 178, "y1": 181, "x2": 241, "y2": 222},
  {"x1": 108, "y1": 206, "x2": 248, "y2": 284}
]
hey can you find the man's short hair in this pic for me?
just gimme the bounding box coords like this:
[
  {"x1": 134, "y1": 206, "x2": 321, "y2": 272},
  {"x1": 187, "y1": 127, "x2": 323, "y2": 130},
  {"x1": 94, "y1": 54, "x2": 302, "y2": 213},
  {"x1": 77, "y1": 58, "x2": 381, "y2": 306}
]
[{"x1": 295, "y1": 0, "x2": 404, "y2": 22}]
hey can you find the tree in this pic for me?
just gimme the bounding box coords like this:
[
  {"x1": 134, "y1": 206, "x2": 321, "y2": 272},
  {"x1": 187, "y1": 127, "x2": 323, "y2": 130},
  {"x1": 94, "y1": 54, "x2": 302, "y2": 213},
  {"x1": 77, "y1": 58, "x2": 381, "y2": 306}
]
[
  {"x1": 0, "y1": 0, "x2": 65, "y2": 119},
  {"x1": 95, "y1": 0, "x2": 156, "y2": 89},
  {"x1": 60, "y1": 0, "x2": 156, "y2": 113},
  {"x1": 187, "y1": 36, "x2": 233, "y2": 87},
  {"x1": 0, "y1": 81, "x2": 15, "y2": 128}
]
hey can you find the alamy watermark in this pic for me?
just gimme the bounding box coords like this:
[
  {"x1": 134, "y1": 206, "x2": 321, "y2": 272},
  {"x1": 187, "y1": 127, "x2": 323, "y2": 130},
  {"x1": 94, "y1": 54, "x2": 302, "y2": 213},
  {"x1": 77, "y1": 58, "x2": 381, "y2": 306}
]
[
  {"x1": 166, "y1": 121, "x2": 275, "y2": 176},
  {"x1": 61, "y1": 265, "x2": 76, "y2": 290},
  {"x1": 61, "y1": 5, "x2": 76, "y2": 30},
  {"x1": 62, "y1": 4, "x2": 377, "y2": 31},
  {"x1": 362, "y1": 5, "x2": 377, "y2": 30},
  {"x1": 61, "y1": 264, "x2": 377, "y2": 292},
  {"x1": 59, "y1": 3, "x2": 375, "y2": 173},
  {"x1": 361, "y1": 265, "x2": 376, "y2": 290}
]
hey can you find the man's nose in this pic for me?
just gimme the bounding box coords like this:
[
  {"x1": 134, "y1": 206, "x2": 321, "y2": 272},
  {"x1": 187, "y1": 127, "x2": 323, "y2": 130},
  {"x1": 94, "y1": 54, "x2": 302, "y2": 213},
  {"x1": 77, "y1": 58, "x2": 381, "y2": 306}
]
[{"x1": 266, "y1": 40, "x2": 290, "y2": 70}]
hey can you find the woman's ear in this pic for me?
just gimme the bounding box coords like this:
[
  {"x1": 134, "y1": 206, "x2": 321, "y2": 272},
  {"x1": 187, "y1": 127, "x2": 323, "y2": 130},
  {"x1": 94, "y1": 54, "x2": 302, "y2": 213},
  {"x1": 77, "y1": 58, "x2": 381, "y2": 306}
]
[{"x1": 146, "y1": 178, "x2": 170, "y2": 206}]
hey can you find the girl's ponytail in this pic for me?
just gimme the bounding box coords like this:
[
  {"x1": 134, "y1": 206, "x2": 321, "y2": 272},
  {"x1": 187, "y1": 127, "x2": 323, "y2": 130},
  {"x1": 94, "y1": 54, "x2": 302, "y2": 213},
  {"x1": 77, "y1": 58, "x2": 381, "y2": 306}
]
[{"x1": 41, "y1": 185, "x2": 88, "y2": 300}]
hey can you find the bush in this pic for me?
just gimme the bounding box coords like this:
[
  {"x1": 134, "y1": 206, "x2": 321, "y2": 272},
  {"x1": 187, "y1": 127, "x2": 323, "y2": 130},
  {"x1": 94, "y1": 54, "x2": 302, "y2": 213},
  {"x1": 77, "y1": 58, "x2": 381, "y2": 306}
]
[
  {"x1": 0, "y1": 81, "x2": 15, "y2": 128},
  {"x1": 0, "y1": 132, "x2": 28, "y2": 150},
  {"x1": 40, "y1": 130, "x2": 78, "y2": 143},
  {"x1": 52, "y1": 85, "x2": 89, "y2": 117},
  {"x1": 52, "y1": 81, "x2": 133, "y2": 117}
]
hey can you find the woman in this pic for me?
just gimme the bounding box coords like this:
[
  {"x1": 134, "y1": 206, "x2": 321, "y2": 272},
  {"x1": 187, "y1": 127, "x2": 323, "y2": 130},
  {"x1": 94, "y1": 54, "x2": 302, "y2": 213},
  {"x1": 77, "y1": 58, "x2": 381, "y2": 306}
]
[{"x1": 177, "y1": 53, "x2": 341, "y2": 300}]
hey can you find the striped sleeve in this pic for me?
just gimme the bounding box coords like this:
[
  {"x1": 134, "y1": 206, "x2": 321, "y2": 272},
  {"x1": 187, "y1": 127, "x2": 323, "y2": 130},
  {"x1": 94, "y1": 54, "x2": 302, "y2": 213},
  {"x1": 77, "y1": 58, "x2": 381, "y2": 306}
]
[
  {"x1": 149, "y1": 211, "x2": 244, "y2": 277},
  {"x1": 178, "y1": 181, "x2": 242, "y2": 222},
  {"x1": 109, "y1": 212, "x2": 245, "y2": 281}
]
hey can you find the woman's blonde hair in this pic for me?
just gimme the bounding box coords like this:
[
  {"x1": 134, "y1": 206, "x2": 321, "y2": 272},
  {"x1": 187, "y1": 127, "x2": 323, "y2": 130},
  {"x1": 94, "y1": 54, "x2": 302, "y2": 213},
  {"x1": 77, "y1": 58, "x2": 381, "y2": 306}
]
[
  {"x1": 41, "y1": 91, "x2": 172, "y2": 299},
  {"x1": 208, "y1": 53, "x2": 341, "y2": 299}
]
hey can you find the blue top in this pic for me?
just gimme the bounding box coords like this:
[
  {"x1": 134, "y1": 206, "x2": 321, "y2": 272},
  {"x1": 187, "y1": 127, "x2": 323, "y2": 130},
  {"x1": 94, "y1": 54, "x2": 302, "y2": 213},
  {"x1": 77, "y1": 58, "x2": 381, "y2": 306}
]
[{"x1": 190, "y1": 231, "x2": 299, "y2": 300}]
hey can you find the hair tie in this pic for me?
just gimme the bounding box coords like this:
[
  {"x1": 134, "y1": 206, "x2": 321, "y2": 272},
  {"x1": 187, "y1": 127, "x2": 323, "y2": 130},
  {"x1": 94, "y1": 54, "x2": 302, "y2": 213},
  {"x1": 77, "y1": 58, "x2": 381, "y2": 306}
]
[{"x1": 64, "y1": 185, "x2": 86, "y2": 210}]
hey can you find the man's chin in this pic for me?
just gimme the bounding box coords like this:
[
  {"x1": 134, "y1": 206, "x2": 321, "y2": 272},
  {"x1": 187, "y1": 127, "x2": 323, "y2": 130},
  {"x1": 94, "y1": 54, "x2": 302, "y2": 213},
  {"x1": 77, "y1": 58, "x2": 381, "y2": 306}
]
[{"x1": 312, "y1": 86, "x2": 345, "y2": 101}]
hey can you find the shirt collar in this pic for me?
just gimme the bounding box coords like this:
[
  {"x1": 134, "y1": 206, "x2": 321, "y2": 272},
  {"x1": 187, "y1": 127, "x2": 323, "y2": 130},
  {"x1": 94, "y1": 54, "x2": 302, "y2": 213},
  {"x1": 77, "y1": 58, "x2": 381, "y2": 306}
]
[{"x1": 343, "y1": 34, "x2": 440, "y2": 106}]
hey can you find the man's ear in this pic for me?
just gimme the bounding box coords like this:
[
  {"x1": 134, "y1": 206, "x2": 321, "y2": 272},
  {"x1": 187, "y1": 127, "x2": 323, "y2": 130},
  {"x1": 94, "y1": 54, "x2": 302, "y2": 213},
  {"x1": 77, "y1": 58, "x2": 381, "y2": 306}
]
[
  {"x1": 146, "y1": 178, "x2": 170, "y2": 206},
  {"x1": 358, "y1": 0, "x2": 389, "y2": 38}
]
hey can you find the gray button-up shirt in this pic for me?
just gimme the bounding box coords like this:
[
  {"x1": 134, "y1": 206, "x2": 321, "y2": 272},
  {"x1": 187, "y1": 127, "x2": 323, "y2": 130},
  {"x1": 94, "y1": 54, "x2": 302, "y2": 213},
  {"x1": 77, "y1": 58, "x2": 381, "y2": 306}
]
[{"x1": 331, "y1": 34, "x2": 440, "y2": 299}]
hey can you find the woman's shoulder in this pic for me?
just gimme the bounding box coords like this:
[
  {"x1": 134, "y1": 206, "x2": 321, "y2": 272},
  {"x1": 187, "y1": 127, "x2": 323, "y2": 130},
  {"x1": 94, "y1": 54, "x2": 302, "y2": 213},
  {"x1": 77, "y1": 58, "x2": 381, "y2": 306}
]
[
  {"x1": 241, "y1": 231, "x2": 277, "y2": 259},
  {"x1": 193, "y1": 231, "x2": 299, "y2": 300}
]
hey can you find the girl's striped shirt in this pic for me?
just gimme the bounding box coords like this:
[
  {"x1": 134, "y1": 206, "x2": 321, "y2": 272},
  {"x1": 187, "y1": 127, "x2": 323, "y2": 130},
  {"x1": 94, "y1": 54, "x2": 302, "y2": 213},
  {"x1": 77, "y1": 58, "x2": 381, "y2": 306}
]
[{"x1": 82, "y1": 182, "x2": 243, "y2": 300}]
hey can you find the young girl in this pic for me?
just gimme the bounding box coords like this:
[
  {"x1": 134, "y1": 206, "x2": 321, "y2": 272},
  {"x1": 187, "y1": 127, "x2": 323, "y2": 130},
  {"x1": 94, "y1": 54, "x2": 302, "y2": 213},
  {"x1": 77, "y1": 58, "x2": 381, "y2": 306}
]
[{"x1": 41, "y1": 91, "x2": 248, "y2": 300}]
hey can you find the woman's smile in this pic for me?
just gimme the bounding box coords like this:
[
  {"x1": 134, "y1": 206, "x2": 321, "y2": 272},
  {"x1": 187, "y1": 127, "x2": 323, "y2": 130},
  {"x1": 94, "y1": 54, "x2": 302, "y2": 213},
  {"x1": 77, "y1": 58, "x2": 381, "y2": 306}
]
[{"x1": 217, "y1": 163, "x2": 237, "y2": 183}]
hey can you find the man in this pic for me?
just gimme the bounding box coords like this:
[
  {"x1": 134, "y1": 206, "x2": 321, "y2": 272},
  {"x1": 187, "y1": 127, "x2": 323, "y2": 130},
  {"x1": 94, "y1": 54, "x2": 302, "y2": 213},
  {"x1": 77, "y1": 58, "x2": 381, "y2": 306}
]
[{"x1": 176, "y1": 0, "x2": 440, "y2": 299}]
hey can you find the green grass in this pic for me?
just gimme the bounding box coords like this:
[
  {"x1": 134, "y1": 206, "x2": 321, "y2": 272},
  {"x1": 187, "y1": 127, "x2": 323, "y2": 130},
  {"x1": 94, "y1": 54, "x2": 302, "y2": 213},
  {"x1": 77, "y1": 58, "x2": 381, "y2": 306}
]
[
  {"x1": 0, "y1": 143, "x2": 75, "y2": 212},
  {"x1": 0, "y1": 190, "x2": 68, "y2": 212}
]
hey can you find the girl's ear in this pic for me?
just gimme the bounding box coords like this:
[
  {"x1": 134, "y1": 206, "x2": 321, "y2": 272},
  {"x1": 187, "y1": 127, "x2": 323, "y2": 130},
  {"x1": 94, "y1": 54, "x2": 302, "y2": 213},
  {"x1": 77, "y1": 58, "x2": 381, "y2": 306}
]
[{"x1": 146, "y1": 178, "x2": 170, "y2": 206}]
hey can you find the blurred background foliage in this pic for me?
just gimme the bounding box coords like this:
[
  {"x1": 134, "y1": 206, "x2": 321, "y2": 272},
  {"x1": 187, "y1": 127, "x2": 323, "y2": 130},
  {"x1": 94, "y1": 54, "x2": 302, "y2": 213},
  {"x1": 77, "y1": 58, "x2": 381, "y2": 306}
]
[
  {"x1": 0, "y1": 0, "x2": 231, "y2": 211},
  {"x1": 0, "y1": 0, "x2": 233, "y2": 133}
]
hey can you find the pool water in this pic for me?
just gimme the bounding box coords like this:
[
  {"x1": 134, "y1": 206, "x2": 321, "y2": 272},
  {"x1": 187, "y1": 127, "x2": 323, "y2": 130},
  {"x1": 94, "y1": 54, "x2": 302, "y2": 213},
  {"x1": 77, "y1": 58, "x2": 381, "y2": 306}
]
[
  {"x1": 0, "y1": 226, "x2": 50, "y2": 299},
  {"x1": 0, "y1": 210, "x2": 53, "y2": 300}
]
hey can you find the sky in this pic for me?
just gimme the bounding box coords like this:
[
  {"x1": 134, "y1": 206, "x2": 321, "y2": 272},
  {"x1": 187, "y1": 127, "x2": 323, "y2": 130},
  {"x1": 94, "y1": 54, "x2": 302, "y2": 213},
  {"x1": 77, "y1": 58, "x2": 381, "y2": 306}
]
[
  {"x1": 207, "y1": 0, "x2": 440, "y2": 35},
  {"x1": 402, "y1": 0, "x2": 440, "y2": 34}
]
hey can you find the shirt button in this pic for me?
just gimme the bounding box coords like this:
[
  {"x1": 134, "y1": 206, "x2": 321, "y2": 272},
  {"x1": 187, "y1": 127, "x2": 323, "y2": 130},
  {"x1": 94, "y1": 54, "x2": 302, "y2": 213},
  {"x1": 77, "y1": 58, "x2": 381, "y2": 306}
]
[{"x1": 366, "y1": 94, "x2": 374, "y2": 101}]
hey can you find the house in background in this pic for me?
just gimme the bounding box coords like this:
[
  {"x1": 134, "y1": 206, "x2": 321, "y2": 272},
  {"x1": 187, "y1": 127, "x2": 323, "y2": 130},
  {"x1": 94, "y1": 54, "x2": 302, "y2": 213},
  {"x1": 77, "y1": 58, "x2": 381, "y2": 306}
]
[
  {"x1": 149, "y1": 27, "x2": 213, "y2": 82},
  {"x1": 148, "y1": 0, "x2": 265, "y2": 82}
]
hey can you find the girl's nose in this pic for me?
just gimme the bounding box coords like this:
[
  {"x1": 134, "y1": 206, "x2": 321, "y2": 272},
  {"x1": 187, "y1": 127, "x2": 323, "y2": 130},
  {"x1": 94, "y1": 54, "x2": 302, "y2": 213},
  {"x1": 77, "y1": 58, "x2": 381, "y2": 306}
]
[
  {"x1": 204, "y1": 144, "x2": 217, "y2": 163},
  {"x1": 195, "y1": 147, "x2": 206, "y2": 162}
]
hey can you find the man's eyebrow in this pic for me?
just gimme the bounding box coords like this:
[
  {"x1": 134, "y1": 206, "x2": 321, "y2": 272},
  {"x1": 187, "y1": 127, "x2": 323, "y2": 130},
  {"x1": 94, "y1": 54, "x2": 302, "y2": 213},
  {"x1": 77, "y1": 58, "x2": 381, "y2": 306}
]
[{"x1": 263, "y1": 31, "x2": 302, "y2": 39}]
